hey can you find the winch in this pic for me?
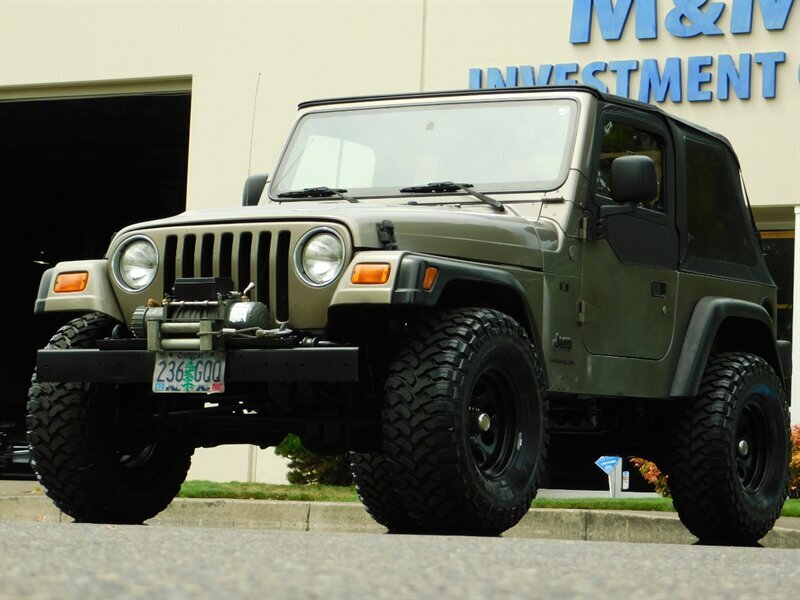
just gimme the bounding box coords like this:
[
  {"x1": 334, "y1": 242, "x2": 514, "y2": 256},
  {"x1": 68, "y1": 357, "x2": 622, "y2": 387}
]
[{"x1": 131, "y1": 277, "x2": 290, "y2": 351}]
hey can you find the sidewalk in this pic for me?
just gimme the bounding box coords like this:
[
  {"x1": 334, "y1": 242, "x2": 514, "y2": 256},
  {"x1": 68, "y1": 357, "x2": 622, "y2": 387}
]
[{"x1": 2, "y1": 480, "x2": 798, "y2": 548}]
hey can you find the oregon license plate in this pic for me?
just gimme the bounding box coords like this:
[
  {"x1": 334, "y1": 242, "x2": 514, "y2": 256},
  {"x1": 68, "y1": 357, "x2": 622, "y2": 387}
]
[{"x1": 153, "y1": 351, "x2": 225, "y2": 393}]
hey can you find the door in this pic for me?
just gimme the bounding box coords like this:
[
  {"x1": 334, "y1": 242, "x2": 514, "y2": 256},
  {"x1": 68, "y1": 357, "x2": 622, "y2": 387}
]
[{"x1": 580, "y1": 109, "x2": 679, "y2": 360}]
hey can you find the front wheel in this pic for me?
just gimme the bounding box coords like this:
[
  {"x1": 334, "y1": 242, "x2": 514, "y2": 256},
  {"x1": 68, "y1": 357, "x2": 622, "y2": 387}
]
[
  {"x1": 27, "y1": 313, "x2": 193, "y2": 524},
  {"x1": 669, "y1": 352, "x2": 790, "y2": 545},
  {"x1": 378, "y1": 308, "x2": 548, "y2": 536}
]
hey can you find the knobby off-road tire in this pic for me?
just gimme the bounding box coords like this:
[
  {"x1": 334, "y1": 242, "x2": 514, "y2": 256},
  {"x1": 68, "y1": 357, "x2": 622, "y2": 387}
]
[
  {"x1": 350, "y1": 452, "x2": 420, "y2": 533},
  {"x1": 670, "y1": 352, "x2": 790, "y2": 545},
  {"x1": 28, "y1": 313, "x2": 193, "y2": 524},
  {"x1": 370, "y1": 308, "x2": 548, "y2": 536}
]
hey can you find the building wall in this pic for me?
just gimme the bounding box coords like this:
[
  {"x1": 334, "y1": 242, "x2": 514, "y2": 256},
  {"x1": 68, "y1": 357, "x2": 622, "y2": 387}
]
[
  {"x1": 2, "y1": 1, "x2": 797, "y2": 212},
  {"x1": 2, "y1": 1, "x2": 798, "y2": 477}
]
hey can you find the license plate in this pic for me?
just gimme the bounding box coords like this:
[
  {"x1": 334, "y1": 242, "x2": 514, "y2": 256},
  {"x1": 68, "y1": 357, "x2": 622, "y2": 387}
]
[{"x1": 153, "y1": 352, "x2": 225, "y2": 393}]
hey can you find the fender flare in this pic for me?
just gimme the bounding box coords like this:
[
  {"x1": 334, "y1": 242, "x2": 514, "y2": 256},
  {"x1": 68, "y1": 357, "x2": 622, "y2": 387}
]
[
  {"x1": 669, "y1": 296, "x2": 784, "y2": 398},
  {"x1": 392, "y1": 255, "x2": 546, "y2": 381}
]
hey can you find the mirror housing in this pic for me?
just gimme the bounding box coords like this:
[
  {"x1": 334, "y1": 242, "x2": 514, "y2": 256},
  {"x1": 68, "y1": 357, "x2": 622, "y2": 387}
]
[
  {"x1": 610, "y1": 155, "x2": 657, "y2": 205},
  {"x1": 242, "y1": 173, "x2": 269, "y2": 206}
]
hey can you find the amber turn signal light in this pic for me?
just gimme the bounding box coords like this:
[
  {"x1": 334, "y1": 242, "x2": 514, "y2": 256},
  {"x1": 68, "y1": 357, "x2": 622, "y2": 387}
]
[
  {"x1": 351, "y1": 263, "x2": 391, "y2": 284},
  {"x1": 422, "y1": 267, "x2": 438, "y2": 291},
  {"x1": 54, "y1": 271, "x2": 89, "y2": 293}
]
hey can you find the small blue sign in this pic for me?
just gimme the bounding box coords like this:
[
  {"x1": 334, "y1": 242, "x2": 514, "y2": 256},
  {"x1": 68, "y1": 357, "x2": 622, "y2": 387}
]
[{"x1": 595, "y1": 456, "x2": 622, "y2": 476}]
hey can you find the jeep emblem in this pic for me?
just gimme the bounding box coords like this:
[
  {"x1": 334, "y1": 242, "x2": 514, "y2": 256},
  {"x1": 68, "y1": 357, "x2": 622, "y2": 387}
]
[{"x1": 552, "y1": 333, "x2": 573, "y2": 352}]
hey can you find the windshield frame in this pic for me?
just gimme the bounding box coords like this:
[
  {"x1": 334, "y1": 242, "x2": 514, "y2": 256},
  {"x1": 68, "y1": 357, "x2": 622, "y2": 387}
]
[{"x1": 268, "y1": 97, "x2": 580, "y2": 200}]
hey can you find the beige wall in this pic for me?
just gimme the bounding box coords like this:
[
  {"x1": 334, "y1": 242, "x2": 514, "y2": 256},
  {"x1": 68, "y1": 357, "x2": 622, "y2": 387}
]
[
  {"x1": 2, "y1": 0, "x2": 797, "y2": 210},
  {"x1": 2, "y1": 0, "x2": 798, "y2": 462},
  {"x1": 188, "y1": 446, "x2": 290, "y2": 484}
]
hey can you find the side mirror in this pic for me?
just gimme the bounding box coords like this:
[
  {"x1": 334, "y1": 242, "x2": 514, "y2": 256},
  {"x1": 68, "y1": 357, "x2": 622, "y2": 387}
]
[
  {"x1": 610, "y1": 155, "x2": 657, "y2": 205},
  {"x1": 242, "y1": 173, "x2": 269, "y2": 206}
]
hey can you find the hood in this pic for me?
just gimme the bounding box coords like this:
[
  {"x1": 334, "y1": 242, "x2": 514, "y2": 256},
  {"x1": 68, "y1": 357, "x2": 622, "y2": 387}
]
[{"x1": 116, "y1": 200, "x2": 552, "y2": 270}]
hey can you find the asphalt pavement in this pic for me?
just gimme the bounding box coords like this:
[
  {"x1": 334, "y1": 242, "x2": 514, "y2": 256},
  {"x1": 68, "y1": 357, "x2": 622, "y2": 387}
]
[
  {"x1": 2, "y1": 480, "x2": 799, "y2": 548},
  {"x1": 2, "y1": 522, "x2": 798, "y2": 599}
]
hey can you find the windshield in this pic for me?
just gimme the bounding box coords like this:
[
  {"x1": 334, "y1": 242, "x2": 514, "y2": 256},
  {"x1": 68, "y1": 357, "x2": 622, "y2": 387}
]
[{"x1": 271, "y1": 99, "x2": 578, "y2": 198}]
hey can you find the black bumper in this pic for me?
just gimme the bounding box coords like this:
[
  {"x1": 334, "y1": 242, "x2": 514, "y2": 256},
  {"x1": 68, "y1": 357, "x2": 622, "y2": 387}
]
[{"x1": 36, "y1": 347, "x2": 360, "y2": 384}]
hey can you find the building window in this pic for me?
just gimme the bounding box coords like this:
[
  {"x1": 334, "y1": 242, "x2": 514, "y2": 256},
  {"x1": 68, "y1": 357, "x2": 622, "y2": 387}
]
[{"x1": 761, "y1": 230, "x2": 794, "y2": 341}]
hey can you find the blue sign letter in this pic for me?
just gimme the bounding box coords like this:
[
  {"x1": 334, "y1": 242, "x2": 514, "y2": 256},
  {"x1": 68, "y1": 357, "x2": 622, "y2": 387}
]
[
  {"x1": 570, "y1": 0, "x2": 656, "y2": 43},
  {"x1": 732, "y1": 0, "x2": 795, "y2": 33},
  {"x1": 520, "y1": 65, "x2": 554, "y2": 86},
  {"x1": 582, "y1": 61, "x2": 610, "y2": 92},
  {"x1": 731, "y1": 0, "x2": 755, "y2": 32},
  {"x1": 754, "y1": 51, "x2": 786, "y2": 98},
  {"x1": 608, "y1": 59, "x2": 639, "y2": 97},
  {"x1": 665, "y1": 0, "x2": 725, "y2": 37},
  {"x1": 757, "y1": 0, "x2": 795, "y2": 29},
  {"x1": 717, "y1": 54, "x2": 752, "y2": 99},
  {"x1": 639, "y1": 58, "x2": 682, "y2": 103},
  {"x1": 687, "y1": 55, "x2": 714, "y2": 101},
  {"x1": 469, "y1": 68, "x2": 483, "y2": 89},
  {"x1": 485, "y1": 67, "x2": 519, "y2": 88},
  {"x1": 554, "y1": 63, "x2": 580, "y2": 85}
]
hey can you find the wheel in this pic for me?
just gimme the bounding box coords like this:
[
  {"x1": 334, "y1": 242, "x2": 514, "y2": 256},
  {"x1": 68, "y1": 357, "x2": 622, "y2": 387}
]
[
  {"x1": 669, "y1": 352, "x2": 790, "y2": 545},
  {"x1": 350, "y1": 452, "x2": 419, "y2": 533},
  {"x1": 380, "y1": 307, "x2": 548, "y2": 536},
  {"x1": 27, "y1": 313, "x2": 193, "y2": 524}
]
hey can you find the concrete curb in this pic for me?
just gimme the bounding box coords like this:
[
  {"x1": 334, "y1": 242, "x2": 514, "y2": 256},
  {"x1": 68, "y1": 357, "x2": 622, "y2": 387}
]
[{"x1": 2, "y1": 495, "x2": 798, "y2": 548}]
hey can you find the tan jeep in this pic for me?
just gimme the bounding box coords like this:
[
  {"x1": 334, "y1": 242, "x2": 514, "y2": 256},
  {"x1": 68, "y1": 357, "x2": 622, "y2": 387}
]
[{"x1": 30, "y1": 87, "x2": 791, "y2": 544}]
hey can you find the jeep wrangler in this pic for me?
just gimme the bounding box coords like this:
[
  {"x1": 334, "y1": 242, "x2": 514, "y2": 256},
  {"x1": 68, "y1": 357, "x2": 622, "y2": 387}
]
[{"x1": 30, "y1": 86, "x2": 791, "y2": 544}]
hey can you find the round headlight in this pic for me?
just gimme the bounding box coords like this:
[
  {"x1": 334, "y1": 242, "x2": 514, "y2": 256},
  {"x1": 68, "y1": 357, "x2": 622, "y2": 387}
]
[
  {"x1": 296, "y1": 229, "x2": 345, "y2": 286},
  {"x1": 114, "y1": 236, "x2": 158, "y2": 291}
]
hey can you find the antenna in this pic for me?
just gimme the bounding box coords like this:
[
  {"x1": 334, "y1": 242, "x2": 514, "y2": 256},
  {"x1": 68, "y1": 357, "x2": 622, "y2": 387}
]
[{"x1": 248, "y1": 72, "x2": 262, "y2": 178}]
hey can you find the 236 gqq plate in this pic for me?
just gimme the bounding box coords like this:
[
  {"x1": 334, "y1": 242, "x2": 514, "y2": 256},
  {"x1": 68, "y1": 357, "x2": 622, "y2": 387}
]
[{"x1": 153, "y1": 351, "x2": 225, "y2": 393}]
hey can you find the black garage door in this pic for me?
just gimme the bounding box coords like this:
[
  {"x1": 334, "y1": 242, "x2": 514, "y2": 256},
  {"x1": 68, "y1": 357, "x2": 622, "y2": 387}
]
[{"x1": 0, "y1": 92, "x2": 191, "y2": 470}]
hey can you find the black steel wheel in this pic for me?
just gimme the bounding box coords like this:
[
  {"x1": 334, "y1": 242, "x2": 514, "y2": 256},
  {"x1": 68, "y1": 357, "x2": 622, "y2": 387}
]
[
  {"x1": 670, "y1": 352, "x2": 790, "y2": 545},
  {"x1": 376, "y1": 308, "x2": 548, "y2": 536},
  {"x1": 27, "y1": 313, "x2": 193, "y2": 524},
  {"x1": 468, "y1": 368, "x2": 518, "y2": 479}
]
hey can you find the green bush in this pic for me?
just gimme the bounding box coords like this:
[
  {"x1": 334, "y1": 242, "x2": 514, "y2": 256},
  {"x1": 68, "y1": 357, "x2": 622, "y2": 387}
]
[
  {"x1": 790, "y1": 424, "x2": 800, "y2": 499},
  {"x1": 274, "y1": 434, "x2": 353, "y2": 486}
]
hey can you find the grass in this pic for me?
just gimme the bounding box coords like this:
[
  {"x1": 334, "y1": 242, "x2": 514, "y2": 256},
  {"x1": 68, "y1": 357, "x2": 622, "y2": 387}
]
[
  {"x1": 178, "y1": 481, "x2": 800, "y2": 517},
  {"x1": 530, "y1": 497, "x2": 676, "y2": 512},
  {"x1": 178, "y1": 480, "x2": 360, "y2": 503}
]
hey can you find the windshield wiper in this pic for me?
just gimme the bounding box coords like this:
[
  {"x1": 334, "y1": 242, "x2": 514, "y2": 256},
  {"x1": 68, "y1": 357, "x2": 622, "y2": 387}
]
[
  {"x1": 399, "y1": 182, "x2": 504, "y2": 212},
  {"x1": 277, "y1": 187, "x2": 358, "y2": 203}
]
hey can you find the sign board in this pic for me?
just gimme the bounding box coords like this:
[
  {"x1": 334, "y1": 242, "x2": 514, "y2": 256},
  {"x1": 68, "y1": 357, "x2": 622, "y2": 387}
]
[{"x1": 595, "y1": 455, "x2": 621, "y2": 476}]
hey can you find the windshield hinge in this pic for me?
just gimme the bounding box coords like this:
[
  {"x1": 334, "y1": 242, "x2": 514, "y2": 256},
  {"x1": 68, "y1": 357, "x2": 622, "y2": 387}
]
[
  {"x1": 577, "y1": 216, "x2": 590, "y2": 241},
  {"x1": 376, "y1": 220, "x2": 398, "y2": 250},
  {"x1": 577, "y1": 300, "x2": 587, "y2": 324}
]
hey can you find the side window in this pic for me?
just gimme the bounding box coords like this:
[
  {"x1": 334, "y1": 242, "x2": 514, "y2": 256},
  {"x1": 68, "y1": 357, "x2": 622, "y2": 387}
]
[
  {"x1": 685, "y1": 139, "x2": 756, "y2": 266},
  {"x1": 595, "y1": 120, "x2": 665, "y2": 212}
]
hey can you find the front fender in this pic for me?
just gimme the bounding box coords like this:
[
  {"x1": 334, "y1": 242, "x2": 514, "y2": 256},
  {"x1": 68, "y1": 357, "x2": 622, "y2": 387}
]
[{"x1": 34, "y1": 260, "x2": 124, "y2": 323}]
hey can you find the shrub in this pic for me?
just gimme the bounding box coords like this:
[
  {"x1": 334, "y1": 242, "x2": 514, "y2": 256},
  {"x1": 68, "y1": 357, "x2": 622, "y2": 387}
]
[
  {"x1": 630, "y1": 422, "x2": 799, "y2": 499},
  {"x1": 629, "y1": 457, "x2": 670, "y2": 498},
  {"x1": 790, "y1": 424, "x2": 800, "y2": 499},
  {"x1": 274, "y1": 434, "x2": 353, "y2": 486}
]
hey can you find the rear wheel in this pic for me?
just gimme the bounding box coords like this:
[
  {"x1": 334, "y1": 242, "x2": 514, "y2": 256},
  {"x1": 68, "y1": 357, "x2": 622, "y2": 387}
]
[
  {"x1": 669, "y1": 352, "x2": 790, "y2": 545},
  {"x1": 28, "y1": 313, "x2": 193, "y2": 524}
]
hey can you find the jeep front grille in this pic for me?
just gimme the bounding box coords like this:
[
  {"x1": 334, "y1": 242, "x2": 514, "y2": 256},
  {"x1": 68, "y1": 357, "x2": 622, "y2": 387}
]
[{"x1": 162, "y1": 229, "x2": 292, "y2": 322}]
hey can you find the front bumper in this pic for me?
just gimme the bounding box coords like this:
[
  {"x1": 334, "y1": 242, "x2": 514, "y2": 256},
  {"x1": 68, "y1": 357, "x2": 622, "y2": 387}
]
[{"x1": 36, "y1": 347, "x2": 359, "y2": 384}]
